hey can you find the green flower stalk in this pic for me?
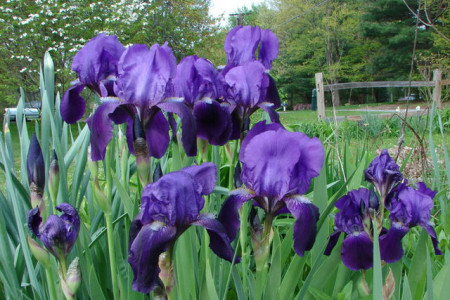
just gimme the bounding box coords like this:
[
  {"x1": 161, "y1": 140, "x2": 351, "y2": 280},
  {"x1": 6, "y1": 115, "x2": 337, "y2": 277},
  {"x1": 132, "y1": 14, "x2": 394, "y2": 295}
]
[{"x1": 48, "y1": 150, "x2": 60, "y2": 205}]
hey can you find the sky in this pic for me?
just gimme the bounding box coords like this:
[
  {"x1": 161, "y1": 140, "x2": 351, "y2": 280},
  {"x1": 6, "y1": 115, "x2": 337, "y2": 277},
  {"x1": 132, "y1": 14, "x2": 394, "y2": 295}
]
[{"x1": 209, "y1": 0, "x2": 264, "y2": 19}]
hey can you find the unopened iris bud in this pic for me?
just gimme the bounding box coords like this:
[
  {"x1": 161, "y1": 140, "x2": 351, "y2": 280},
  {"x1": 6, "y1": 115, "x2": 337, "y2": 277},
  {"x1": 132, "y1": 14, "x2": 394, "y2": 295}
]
[
  {"x1": 27, "y1": 134, "x2": 45, "y2": 213},
  {"x1": 27, "y1": 235, "x2": 51, "y2": 269},
  {"x1": 66, "y1": 257, "x2": 81, "y2": 295},
  {"x1": 87, "y1": 147, "x2": 98, "y2": 179},
  {"x1": 133, "y1": 116, "x2": 151, "y2": 185},
  {"x1": 153, "y1": 161, "x2": 163, "y2": 182},
  {"x1": 368, "y1": 189, "x2": 379, "y2": 211},
  {"x1": 234, "y1": 162, "x2": 242, "y2": 188},
  {"x1": 48, "y1": 150, "x2": 60, "y2": 203},
  {"x1": 87, "y1": 147, "x2": 110, "y2": 212}
]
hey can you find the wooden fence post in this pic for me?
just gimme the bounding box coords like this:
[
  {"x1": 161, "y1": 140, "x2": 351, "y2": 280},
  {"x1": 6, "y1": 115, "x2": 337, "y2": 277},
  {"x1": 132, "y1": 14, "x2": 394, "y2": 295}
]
[
  {"x1": 432, "y1": 69, "x2": 442, "y2": 109},
  {"x1": 315, "y1": 73, "x2": 326, "y2": 120}
]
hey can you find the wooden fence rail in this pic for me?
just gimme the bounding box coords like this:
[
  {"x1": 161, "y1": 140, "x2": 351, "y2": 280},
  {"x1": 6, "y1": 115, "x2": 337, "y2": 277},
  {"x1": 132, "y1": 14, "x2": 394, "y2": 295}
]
[{"x1": 315, "y1": 69, "x2": 447, "y2": 120}]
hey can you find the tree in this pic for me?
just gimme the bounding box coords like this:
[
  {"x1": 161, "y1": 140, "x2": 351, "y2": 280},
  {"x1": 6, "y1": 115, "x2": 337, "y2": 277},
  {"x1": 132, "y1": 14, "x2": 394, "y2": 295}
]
[{"x1": 0, "y1": 0, "x2": 217, "y2": 110}]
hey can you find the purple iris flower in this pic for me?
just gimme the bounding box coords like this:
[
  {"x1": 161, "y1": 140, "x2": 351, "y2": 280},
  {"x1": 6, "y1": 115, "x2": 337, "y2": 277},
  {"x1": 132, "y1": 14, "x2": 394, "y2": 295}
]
[
  {"x1": 222, "y1": 26, "x2": 281, "y2": 135},
  {"x1": 224, "y1": 25, "x2": 279, "y2": 70},
  {"x1": 218, "y1": 121, "x2": 324, "y2": 257},
  {"x1": 128, "y1": 163, "x2": 236, "y2": 293},
  {"x1": 28, "y1": 203, "x2": 80, "y2": 262},
  {"x1": 324, "y1": 188, "x2": 375, "y2": 271},
  {"x1": 364, "y1": 149, "x2": 403, "y2": 198},
  {"x1": 173, "y1": 55, "x2": 233, "y2": 146},
  {"x1": 380, "y1": 182, "x2": 442, "y2": 263},
  {"x1": 86, "y1": 43, "x2": 196, "y2": 161},
  {"x1": 60, "y1": 34, "x2": 125, "y2": 124}
]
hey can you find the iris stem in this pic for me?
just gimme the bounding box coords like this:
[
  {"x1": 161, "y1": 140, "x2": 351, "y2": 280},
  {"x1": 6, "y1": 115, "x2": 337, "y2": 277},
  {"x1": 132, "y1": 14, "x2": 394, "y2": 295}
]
[
  {"x1": 45, "y1": 267, "x2": 58, "y2": 300},
  {"x1": 105, "y1": 213, "x2": 119, "y2": 299},
  {"x1": 105, "y1": 142, "x2": 119, "y2": 299}
]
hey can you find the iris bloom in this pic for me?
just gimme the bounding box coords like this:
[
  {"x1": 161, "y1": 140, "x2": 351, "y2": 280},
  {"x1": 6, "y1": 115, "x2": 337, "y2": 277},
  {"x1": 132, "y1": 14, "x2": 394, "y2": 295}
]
[
  {"x1": 218, "y1": 121, "x2": 324, "y2": 257},
  {"x1": 381, "y1": 182, "x2": 442, "y2": 263},
  {"x1": 28, "y1": 203, "x2": 80, "y2": 262},
  {"x1": 86, "y1": 42, "x2": 196, "y2": 161},
  {"x1": 128, "y1": 163, "x2": 236, "y2": 293},
  {"x1": 173, "y1": 55, "x2": 233, "y2": 145},
  {"x1": 364, "y1": 149, "x2": 403, "y2": 199},
  {"x1": 325, "y1": 180, "x2": 442, "y2": 270},
  {"x1": 324, "y1": 188, "x2": 376, "y2": 270},
  {"x1": 222, "y1": 26, "x2": 281, "y2": 135},
  {"x1": 60, "y1": 34, "x2": 125, "y2": 124}
]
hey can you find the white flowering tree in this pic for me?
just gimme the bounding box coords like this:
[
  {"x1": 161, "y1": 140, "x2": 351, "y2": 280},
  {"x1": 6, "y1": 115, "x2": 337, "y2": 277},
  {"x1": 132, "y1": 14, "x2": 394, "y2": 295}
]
[{"x1": 0, "y1": 0, "x2": 216, "y2": 108}]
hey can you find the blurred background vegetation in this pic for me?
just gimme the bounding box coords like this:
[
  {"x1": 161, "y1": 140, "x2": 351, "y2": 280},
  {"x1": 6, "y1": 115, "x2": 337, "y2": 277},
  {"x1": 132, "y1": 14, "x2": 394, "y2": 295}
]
[{"x1": 0, "y1": 0, "x2": 448, "y2": 115}]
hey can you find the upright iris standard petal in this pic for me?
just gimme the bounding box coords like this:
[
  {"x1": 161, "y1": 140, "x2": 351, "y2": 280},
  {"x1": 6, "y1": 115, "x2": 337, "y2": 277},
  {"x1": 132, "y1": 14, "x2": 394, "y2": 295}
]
[
  {"x1": 27, "y1": 203, "x2": 80, "y2": 261},
  {"x1": 27, "y1": 134, "x2": 45, "y2": 191},
  {"x1": 388, "y1": 184, "x2": 442, "y2": 255},
  {"x1": 61, "y1": 34, "x2": 124, "y2": 124},
  {"x1": 259, "y1": 29, "x2": 279, "y2": 70},
  {"x1": 129, "y1": 163, "x2": 238, "y2": 293},
  {"x1": 284, "y1": 196, "x2": 319, "y2": 257},
  {"x1": 364, "y1": 149, "x2": 402, "y2": 197},
  {"x1": 224, "y1": 26, "x2": 261, "y2": 66},
  {"x1": 116, "y1": 43, "x2": 176, "y2": 107},
  {"x1": 182, "y1": 162, "x2": 217, "y2": 195},
  {"x1": 240, "y1": 121, "x2": 324, "y2": 200},
  {"x1": 240, "y1": 128, "x2": 301, "y2": 199},
  {"x1": 225, "y1": 61, "x2": 269, "y2": 109},
  {"x1": 72, "y1": 33, "x2": 125, "y2": 87},
  {"x1": 334, "y1": 188, "x2": 370, "y2": 234}
]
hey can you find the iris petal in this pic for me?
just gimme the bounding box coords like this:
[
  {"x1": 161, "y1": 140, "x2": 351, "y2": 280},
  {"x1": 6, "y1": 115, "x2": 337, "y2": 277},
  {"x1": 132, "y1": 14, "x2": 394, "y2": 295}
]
[
  {"x1": 128, "y1": 224, "x2": 176, "y2": 293},
  {"x1": 240, "y1": 128, "x2": 301, "y2": 199},
  {"x1": 379, "y1": 225, "x2": 409, "y2": 263},
  {"x1": 218, "y1": 188, "x2": 255, "y2": 241},
  {"x1": 284, "y1": 196, "x2": 319, "y2": 257},
  {"x1": 341, "y1": 232, "x2": 373, "y2": 271},
  {"x1": 324, "y1": 231, "x2": 342, "y2": 256},
  {"x1": 423, "y1": 224, "x2": 443, "y2": 255},
  {"x1": 145, "y1": 110, "x2": 170, "y2": 159},
  {"x1": 182, "y1": 163, "x2": 217, "y2": 196},
  {"x1": 86, "y1": 101, "x2": 123, "y2": 161},
  {"x1": 60, "y1": 84, "x2": 86, "y2": 124},
  {"x1": 259, "y1": 29, "x2": 279, "y2": 70},
  {"x1": 192, "y1": 214, "x2": 239, "y2": 262},
  {"x1": 194, "y1": 100, "x2": 232, "y2": 146},
  {"x1": 158, "y1": 99, "x2": 197, "y2": 157}
]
